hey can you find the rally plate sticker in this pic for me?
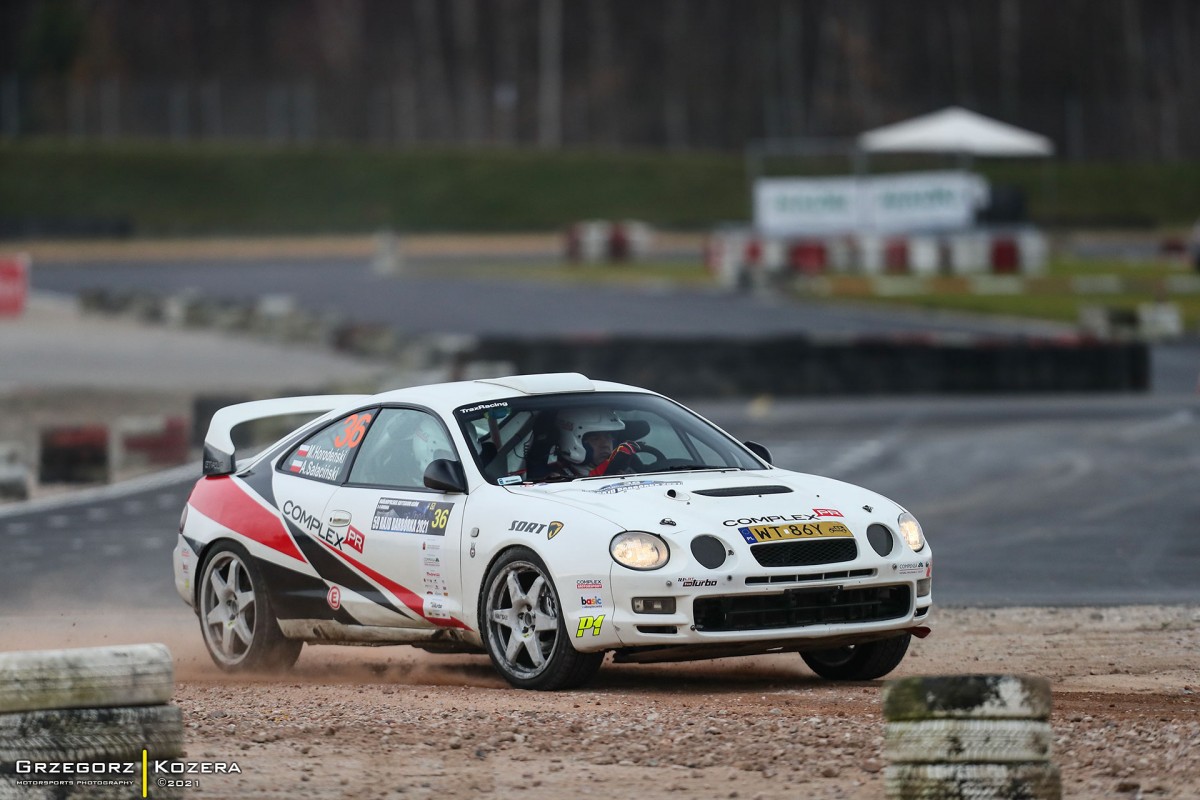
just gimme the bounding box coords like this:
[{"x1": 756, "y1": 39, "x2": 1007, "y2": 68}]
[{"x1": 737, "y1": 520, "x2": 852, "y2": 544}]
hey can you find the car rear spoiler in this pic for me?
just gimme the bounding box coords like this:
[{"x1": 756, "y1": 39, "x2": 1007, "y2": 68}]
[{"x1": 202, "y1": 395, "x2": 369, "y2": 476}]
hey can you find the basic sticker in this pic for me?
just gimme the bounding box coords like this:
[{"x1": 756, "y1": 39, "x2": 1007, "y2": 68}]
[{"x1": 371, "y1": 498, "x2": 454, "y2": 535}]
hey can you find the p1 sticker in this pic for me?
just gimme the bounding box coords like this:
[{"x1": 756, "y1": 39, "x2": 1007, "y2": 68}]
[
  {"x1": 372, "y1": 498, "x2": 454, "y2": 535},
  {"x1": 576, "y1": 615, "x2": 605, "y2": 637}
]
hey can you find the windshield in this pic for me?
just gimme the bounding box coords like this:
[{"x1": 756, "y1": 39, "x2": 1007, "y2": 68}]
[{"x1": 453, "y1": 392, "x2": 763, "y2": 485}]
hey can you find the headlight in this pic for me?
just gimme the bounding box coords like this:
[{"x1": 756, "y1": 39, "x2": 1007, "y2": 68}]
[
  {"x1": 610, "y1": 532, "x2": 670, "y2": 571},
  {"x1": 898, "y1": 511, "x2": 925, "y2": 552}
]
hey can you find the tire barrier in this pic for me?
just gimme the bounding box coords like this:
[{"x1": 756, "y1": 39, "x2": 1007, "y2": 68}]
[
  {"x1": 882, "y1": 675, "x2": 1060, "y2": 800},
  {"x1": 37, "y1": 425, "x2": 109, "y2": 484},
  {"x1": 0, "y1": 644, "x2": 174, "y2": 714},
  {"x1": 0, "y1": 644, "x2": 184, "y2": 800},
  {"x1": 469, "y1": 335, "x2": 1150, "y2": 397}
]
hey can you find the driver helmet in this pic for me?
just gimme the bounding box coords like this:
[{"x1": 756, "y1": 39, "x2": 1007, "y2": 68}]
[
  {"x1": 556, "y1": 407, "x2": 625, "y2": 464},
  {"x1": 412, "y1": 417, "x2": 450, "y2": 467}
]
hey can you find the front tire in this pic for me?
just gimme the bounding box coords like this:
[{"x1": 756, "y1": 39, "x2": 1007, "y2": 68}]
[
  {"x1": 801, "y1": 633, "x2": 911, "y2": 680},
  {"x1": 198, "y1": 542, "x2": 302, "y2": 673},
  {"x1": 480, "y1": 547, "x2": 603, "y2": 690}
]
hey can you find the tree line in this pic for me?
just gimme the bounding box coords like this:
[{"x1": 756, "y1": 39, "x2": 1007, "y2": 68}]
[{"x1": 2, "y1": 0, "x2": 1196, "y2": 160}]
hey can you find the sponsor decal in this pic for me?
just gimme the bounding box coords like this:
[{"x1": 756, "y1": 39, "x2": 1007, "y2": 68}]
[
  {"x1": 421, "y1": 540, "x2": 442, "y2": 568},
  {"x1": 283, "y1": 500, "x2": 323, "y2": 534},
  {"x1": 457, "y1": 401, "x2": 510, "y2": 415},
  {"x1": 327, "y1": 585, "x2": 342, "y2": 610},
  {"x1": 508, "y1": 519, "x2": 565, "y2": 540},
  {"x1": 737, "y1": 520, "x2": 852, "y2": 544},
  {"x1": 679, "y1": 578, "x2": 718, "y2": 588},
  {"x1": 424, "y1": 597, "x2": 450, "y2": 619},
  {"x1": 893, "y1": 560, "x2": 929, "y2": 576},
  {"x1": 344, "y1": 526, "x2": 366, "y2": 554},
  {"x1": 576, "y1": 615, "x2": 605, "y2": 637},
  {"x1": 813, "y1": 508, "x2": 843, "y2": 517},
  {"x1": 497, "y1": 475, "x2": 522, "y2": 486},
  {"x1": 576, "y1": 579, "x2": 603, "y2": 590},
  {"x1": 580, "y1": 596, "x2": 604, "y2": 608},
  {"x1": 723, "y1": 513, "x2": 822, "y2": 526},
  {"x1": 371, "y1": 498, "x2": 454, "y2": 535},
  {"x1": 586, "y1": 480, "x2": 683, "y2": 495}
]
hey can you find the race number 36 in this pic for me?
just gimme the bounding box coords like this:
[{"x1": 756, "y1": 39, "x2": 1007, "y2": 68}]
[{"x1": 334, "y1": 413, "x2": 372, "y2": 448}]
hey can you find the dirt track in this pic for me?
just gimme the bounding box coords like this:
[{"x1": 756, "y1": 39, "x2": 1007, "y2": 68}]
[{"x1": 9, "y1": 605, "x2": 1187, "y2": 799}]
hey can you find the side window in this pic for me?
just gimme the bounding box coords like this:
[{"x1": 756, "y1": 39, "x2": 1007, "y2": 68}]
[
  {"x1": 282, "y1": 409, "x2": 376, "y2": 484},
  {"x1": 348, "y1": 408, "x2": 456, "y2": 489}
]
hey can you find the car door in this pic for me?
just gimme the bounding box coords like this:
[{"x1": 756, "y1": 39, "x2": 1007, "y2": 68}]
[
  {"x1": 320, "y1": 406, "x2": 468, "y2": 630},
  {"x1": 270, "y1": 406, "x2": 378, "y2": 622}
]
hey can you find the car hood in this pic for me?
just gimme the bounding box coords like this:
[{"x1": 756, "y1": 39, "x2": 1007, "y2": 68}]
[{"x1": 502, "y1": 469, "x2": 906, "y2": 533}]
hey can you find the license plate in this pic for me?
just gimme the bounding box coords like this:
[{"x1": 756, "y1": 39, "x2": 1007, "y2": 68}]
[{"x1": 737, "y1": 521, "x2": 852, "y2": 544}]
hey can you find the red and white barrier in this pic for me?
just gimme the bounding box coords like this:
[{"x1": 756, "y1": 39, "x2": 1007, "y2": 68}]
[
  {"x1": 0, "y1": 253, "x2": 30, "y2": 317},
  {"x1": 709, "y1": 228, "x2": 1047, "y2": 288}
]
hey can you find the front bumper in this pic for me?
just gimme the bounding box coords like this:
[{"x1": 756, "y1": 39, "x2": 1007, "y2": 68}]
[{"x1": 582, "y1": 543, "x2": 934, "y2": 654}]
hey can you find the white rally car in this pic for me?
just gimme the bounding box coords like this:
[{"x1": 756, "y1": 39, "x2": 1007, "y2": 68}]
[{"x1": 175, "y1": 373, "x2": 932, "y2": 690}]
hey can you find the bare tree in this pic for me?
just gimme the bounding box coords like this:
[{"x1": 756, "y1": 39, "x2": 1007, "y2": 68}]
[{"x1": 537, "y1": 0, "x2": 562, "y2": 148}]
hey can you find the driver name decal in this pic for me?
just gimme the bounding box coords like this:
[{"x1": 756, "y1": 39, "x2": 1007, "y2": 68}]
[{"x1": 372, "y1": 498, "x2": 454, "y2": 535}]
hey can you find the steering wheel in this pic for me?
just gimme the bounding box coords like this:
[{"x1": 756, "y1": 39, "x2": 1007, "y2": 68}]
[{"x1": 630, "y1": 442, "x2": 666, "y2": 469}]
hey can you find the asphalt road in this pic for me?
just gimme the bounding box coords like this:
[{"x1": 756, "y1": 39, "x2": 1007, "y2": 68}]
[
  {"x1": 2, "y1": 393, "x2": 1197, "y2": 612},
  {"x1": 2, "y1": 252, "x2": 1196, "y2": 613}
]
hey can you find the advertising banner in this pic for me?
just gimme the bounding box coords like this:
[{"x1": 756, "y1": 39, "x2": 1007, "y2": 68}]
[{"x1": 754, "y1": 171, "x2": 988, "y2": 236}]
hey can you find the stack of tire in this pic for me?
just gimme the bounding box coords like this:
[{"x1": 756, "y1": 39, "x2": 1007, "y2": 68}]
[
  {"x1": 882, "y1": 674, "x2": 1061, "y2": 799},
  {"x1": 0, "y1": 644, "x2": 184, "y2": 799}
]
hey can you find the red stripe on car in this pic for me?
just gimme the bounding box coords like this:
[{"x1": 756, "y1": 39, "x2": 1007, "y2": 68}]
[
  {"x1": 188, "y1": 476, "x2": 306, "y2": 563},
  {"x1": 313, "y1": 536, "x2": 468, "y2": 630}
]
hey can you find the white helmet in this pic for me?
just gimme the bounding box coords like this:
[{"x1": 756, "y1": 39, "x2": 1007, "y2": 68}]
[
  {"x1": 556, "y1": 408, "x2": 625, "y2": 464},
  {"x1": 412, "y1": 417, "x2": 450, "y2": 467}
]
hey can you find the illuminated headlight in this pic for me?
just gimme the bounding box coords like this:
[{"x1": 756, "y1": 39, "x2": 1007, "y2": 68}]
[
  {"x1": 610, "y1": 532, "x2": 670, "y2": 571},
  {"x1": 898, "y1": 511, "x2": 925, "y2": 552}
]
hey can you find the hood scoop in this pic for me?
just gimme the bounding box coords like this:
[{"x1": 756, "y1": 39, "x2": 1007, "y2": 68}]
[{"x1": 693, "y1": 485, "x2": 793, "y2": 497}]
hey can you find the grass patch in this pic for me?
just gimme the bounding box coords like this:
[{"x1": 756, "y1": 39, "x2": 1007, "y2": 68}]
[{"x1": 5, "y1": 140, "x2": 1200, "y2": 235}]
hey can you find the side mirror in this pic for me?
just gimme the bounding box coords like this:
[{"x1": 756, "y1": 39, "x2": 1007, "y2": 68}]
[
  {"x1": 423, "y1": 458, "x2": 468, "y2": 493},
  {"x1": 743, "y1": 441, "x2": 773, "y2": 465}
]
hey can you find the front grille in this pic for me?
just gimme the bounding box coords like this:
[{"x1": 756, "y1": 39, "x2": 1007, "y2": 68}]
[
  {"x1": 750, "y1": 538, "x2": 857, "y2": 567},
  {"x1": 746, "y1": 568, "x2": 876, "y2": 585},
  {"x1": 693, "y1": 485, "x2": 792, "y2": 497},
  {"x1": 694, "y1": 585, "x2": 911, "y2": 632}
]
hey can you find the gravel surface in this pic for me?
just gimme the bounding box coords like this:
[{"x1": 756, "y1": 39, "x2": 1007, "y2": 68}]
[{"x1": 6, "y1": 605, "x2": 1192, "y2": 799}]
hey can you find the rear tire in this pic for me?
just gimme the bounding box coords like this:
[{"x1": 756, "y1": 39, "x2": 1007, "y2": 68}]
[
  {"x1": 480, "y1": 547, "x2": 603, "y2": 690},
  {"x1": 198, "y1": 541, "x2": 302, "y2": 673},
  {"x1": 801, "y1": 633, "x2": 911, "y2": 680}
]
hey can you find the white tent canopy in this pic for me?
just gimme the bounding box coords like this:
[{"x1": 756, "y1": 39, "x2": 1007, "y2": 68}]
[{"x1": 857, "y1": 106, "x2": 1054, "y2": 157}]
